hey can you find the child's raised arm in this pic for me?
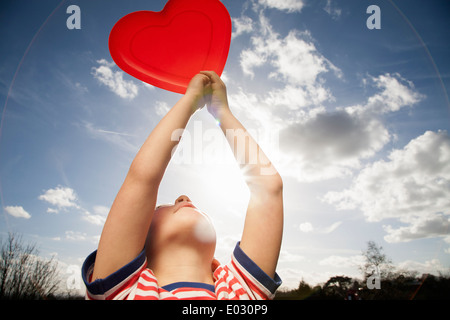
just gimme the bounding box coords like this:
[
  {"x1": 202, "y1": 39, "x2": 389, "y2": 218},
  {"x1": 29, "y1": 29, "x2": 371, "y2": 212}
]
[
  {"x1": 91, "y1": 74, "x2": 211, "y2": 281},
  {"x1": 201, "y1": 71, "x2": 283, "y2": 279}
]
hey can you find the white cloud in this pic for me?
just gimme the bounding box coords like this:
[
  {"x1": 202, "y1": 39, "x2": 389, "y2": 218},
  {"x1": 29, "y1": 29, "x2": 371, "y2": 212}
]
[
  {"x1": 233, "y1": 14, "x2": 341, "y2": 134},
  {"x1": 279, "y1": 249, "x2": 305, "y2": 262},
  {"x1": 276, "y1": 73, "x2": 423, "y2": 182},
  {"x1": 228, "y1": 88, "x2": 276, "y2": 129},
  {"x1": 241, "y1": 27, "x2": 341, "y2": 88},
  {"x1": 39, "y1": 185, "x2": 109, "y2": 226},
  {"x1": 142, "y1": 82, "x2": 155, "y2": 91},
  {"x1": 236, "y1": 9, "x2": 341, "y2": 124},
  {"x1": 268, "y1": 31, "x2": 341, "y2": 86},
  {"x1": 38, "y1": 186, "x2": 79, "y2": 212},
  {"x1": 258, "y1": 0, "x2": 305, "y2": 13},
  {"x1": 82, "y1": 213, "x2": 106, "y2": 226},
  {"x1": 324, "y1": 130, "x2": 450, "y2": 242},
  {"x1": 91, "y1": 59, "x2": 138, "y2": 99},
  {"x1": 298, "y1": 221, "x2": 342, "y2": 234},
  {"x1": 383, "y1": 214, "x2": 450, "y2": 243},
  {"x1": 93, "y1": 205, "x2": 110, "y2": 216},
  {"x1": 321, "y1": 221, "x2": 342, "y2": 234},
  {"x1": 81, "y1": 206, "x2": 109, "y2": 226},
  {"x1": 345, "y1": 73, "x2": 424, "y2": 116},
  {"x1": 236, "y1": 38, "x2": 423, "y2": 183},
  {"x1": 154, "y1": 101, "x2": 171, "y2": 117},
  {"x1": 324, "y1": 0, "x2": 342, "y2": 20},
  {"x1": 299, "y1": 222, "x2": 314, "y2": 233},
  {"x1": 396, "y1": 259, "x2": 448, "y2": 276},
  {"x1": 65, "y1": 230, "x2": 87, "y2": 241},
  {"x1": 240, "y1": 48, "x2": 266, "y2": 79},
  {"x1": 266, "y1": 84, "x2": 333, "y2": 110},
  {"x1": 319, "y1": 255, "x2": 365, "y2": 269},
  {"x1": 4, "y1": 206, "x2": 31, "y2": 219},
  {"x1": 232, "y1": 16, "x2": 254, "y2": 39},
  {"x1": 279, "y1": 109, "x2": 390, "y2": 181},
  {"x1": 64, "y1": 231, "x2": 99, "y2": 244}
]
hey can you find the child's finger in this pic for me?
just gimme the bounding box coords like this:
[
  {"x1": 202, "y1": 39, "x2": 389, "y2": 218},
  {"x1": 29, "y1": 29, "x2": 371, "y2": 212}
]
[{"x1": 200, "y1": 70, "x2": 220, "y2": 82}]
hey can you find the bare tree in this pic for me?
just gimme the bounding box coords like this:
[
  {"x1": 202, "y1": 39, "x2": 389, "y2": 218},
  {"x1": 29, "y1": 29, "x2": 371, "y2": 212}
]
[
  {"x1": 360, "y1": 240, "x2": 395, "y2": 281},
  {"x1": 0, "y1": 232, "x2": 60, "y2": 299}
]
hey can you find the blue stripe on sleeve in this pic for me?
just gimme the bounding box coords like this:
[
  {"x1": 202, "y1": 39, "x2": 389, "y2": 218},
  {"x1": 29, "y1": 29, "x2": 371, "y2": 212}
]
[
  {"x1": 81, "y1": 249, "x2": 146, "y2": 296},
  {"x1": 233, "y1": 242, "x2": 282, "y2": 294}
]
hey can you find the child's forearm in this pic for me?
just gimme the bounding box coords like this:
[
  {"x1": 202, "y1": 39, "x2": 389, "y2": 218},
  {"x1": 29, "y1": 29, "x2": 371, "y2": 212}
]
[
  {"x1": 128, "y1": 94, "x2": 197, "y2": 184},
  {"x1": 218, "y1": 108, "x2": 282, "y2": 194}
]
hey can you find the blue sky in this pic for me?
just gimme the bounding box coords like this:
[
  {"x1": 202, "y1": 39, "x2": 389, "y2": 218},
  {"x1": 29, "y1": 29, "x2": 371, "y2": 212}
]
[{"x1": 1, "y1": 0, "x2": 449, "y2": 293}]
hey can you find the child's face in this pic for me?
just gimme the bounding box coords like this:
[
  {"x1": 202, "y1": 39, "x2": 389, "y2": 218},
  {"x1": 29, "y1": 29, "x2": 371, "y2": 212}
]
[{"x1": 146, "y1": 195, "x2": 216, "y2": 253}]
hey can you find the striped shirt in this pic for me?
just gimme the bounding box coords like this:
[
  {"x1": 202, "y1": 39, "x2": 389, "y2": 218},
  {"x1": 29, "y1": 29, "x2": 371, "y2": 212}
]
[{"x1": 82, "y1": 242, "x2": 282, "y2": 300}]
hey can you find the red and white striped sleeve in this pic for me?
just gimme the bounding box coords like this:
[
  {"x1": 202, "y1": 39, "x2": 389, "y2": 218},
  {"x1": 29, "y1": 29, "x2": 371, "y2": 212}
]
[
  {"x1": 82, "y1": 249, "x2": 148, "y2": 300},
  {"x1": 214, "y1": 242, "x2": 282, "y2": 300}
]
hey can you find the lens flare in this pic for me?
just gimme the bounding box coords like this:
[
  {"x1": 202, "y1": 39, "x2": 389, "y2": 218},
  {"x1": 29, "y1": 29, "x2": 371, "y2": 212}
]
[{"x1": 193, "y1": 216, "x2": 216, "y2": 243}]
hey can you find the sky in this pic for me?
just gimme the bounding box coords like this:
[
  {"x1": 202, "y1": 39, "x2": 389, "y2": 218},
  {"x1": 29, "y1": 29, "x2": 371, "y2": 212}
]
[{"x1": 1, "y1": 0, "x2": 449, "y2": 294}]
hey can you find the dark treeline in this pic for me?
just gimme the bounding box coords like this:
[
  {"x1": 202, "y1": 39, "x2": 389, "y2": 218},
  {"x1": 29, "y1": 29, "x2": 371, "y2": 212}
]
[{"x1": 275, "y1": 273, "x2": 450, "y2": 300}]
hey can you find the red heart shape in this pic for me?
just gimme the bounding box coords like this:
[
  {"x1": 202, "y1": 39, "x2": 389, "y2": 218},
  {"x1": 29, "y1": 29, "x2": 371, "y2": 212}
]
[{"x1": 109, "y1": 0, "x2": 232, "y2": 94}]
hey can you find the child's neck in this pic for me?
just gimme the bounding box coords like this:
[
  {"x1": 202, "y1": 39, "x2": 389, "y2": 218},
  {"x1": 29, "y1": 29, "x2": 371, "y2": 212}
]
[{"x1": 148, "y1": 247, "x2": 215, "y2": 288}]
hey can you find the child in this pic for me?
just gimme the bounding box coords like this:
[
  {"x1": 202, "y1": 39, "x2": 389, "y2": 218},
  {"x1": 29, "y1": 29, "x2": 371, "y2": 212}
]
[{"x1": 82, "y1": 71, "x2": 284, "y2": 300}]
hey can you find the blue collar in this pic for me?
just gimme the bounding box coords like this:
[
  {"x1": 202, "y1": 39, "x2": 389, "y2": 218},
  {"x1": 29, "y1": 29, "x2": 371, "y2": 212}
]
[{"x1": 162, "y1": 281, "x2": 215, "y2": 292}]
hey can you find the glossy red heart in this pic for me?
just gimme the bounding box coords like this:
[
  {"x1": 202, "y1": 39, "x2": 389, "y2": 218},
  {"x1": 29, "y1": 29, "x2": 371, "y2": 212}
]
[{"x1": 109, "y1": 0, "x2": 232, "y2": 94}]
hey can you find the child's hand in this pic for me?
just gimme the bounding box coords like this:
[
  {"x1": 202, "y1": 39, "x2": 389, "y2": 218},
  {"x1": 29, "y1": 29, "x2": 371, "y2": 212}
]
[
  {"x1": 199, "y1": 71, "x2": 230, "y2": 120},
  {"x1": 185, "y1": 73, "x2": 212, "y2": 112}
]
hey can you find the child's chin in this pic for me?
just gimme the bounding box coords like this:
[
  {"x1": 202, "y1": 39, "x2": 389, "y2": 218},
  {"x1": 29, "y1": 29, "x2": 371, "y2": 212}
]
[{"x1": 193, "y1": 218, "x2": 216, "y2": 244}]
